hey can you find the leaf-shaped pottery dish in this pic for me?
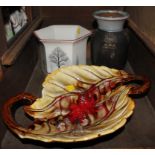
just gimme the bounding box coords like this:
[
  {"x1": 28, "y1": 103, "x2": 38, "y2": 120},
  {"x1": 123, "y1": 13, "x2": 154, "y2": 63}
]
[{"x1": 2, "y1": 65, "x2": 150, "y2": 143}]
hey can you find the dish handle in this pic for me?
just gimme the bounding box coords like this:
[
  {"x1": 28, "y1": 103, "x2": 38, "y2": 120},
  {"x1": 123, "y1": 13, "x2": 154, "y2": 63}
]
[
  {"x1": 122, "y1": 75, "x2": 151, "y2": 95},
  {"x1": 2, "y1": 93, "x2": 37, "y2": 137}
]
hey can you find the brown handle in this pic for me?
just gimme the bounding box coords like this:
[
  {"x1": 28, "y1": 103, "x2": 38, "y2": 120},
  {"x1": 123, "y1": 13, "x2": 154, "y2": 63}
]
[
  {"x1": 122, "y1": 75, "x2": 151, "y2": 95},
  {"x1": 2, "y1": 93, "x2": 37, "y2": 136}
]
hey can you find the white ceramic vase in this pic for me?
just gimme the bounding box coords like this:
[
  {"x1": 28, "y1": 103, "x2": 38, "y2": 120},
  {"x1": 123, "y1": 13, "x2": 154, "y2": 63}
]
[{"x1": 34, "y1": 25, "x2": 91, "y2": 73}]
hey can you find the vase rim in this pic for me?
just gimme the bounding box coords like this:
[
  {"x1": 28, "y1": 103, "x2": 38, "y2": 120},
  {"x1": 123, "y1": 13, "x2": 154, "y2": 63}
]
[{"x1": 93, "y1": 10, "x2": 129, "y2": 21}]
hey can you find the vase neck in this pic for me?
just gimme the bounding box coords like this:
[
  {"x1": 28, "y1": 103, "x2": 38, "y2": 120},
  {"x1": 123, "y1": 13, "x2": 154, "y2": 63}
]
[{"x1": 98, "y1": 20, "x2": 126, "y2": 32}]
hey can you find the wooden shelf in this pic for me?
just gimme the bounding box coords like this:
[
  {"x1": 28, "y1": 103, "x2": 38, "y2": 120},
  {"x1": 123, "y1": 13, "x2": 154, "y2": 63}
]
[
  {"x1": 128, "y1": 19, "x2": 155, "y2": 57},
  {"x1": 1, "y1": 16, "x2": 42, "y2": 66},
  {"x1": 0, "y1": 7, "x2": 41, "y2": 66}
]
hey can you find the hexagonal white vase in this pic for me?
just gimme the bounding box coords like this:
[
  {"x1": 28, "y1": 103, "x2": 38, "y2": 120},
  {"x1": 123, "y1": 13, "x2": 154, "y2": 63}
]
[{"x1": 34, "y1": 25, "x2": 92, "y2": 73}]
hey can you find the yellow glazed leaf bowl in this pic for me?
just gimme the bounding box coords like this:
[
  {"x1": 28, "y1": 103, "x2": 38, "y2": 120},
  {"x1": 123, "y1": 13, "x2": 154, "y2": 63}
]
[{"x1": 2, "y1": 65, "x2": 150, "y2": 143}]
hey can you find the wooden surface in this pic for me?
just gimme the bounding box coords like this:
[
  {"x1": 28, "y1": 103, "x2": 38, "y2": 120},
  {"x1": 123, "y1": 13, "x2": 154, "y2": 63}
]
[
  {"x1": 0, "y1": 36, "x2": 39, "y2": 144},
  {"x1": 40, "y1": 6, "x2": 123, "y2": 29},
  {"x1": 126, "y1": 7, "x2": 155, "y2": 46},
  {"x1": 128, "y1": 19, "x2": 155, "y2": 57},
  {"x1": 128, "y1": 28, "x2": 155, "y2": 109}
]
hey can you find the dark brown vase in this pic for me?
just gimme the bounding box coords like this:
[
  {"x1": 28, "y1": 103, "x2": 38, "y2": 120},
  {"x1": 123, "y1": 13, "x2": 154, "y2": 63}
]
[
  {"x1": 91, "y1": 10, "x2": 129, "y2": 69},
  {"x1": 91, "y1": 29, "x2": 129, "y2": 69}
]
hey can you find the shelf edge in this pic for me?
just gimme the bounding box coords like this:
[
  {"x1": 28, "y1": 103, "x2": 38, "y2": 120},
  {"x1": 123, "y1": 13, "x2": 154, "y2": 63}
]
[
  {"x1": 1, "y1": 17, "x2": 42, "y2": 66},
  {"x1": 128, "y1": 19, "x2": 155, "y2": 57}
]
